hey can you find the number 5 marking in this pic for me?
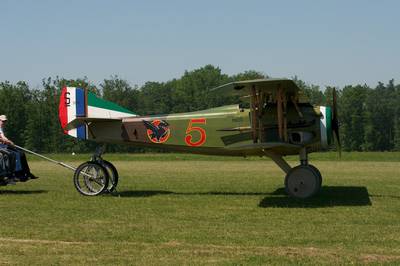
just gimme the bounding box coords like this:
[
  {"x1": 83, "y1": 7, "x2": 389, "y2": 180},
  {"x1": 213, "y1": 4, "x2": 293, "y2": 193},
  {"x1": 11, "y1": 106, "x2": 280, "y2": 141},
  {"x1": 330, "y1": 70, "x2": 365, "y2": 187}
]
[{"x1": 185, "y1": 118, "x2": 206, "y2": 147}]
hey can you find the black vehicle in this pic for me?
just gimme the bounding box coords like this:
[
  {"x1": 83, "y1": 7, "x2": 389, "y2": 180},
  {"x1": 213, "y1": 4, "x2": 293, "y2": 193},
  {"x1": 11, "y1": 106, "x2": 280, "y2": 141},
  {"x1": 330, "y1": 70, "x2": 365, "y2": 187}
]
[{"x1": 0, "y1": 147, "x2": 16, "y2": 185}]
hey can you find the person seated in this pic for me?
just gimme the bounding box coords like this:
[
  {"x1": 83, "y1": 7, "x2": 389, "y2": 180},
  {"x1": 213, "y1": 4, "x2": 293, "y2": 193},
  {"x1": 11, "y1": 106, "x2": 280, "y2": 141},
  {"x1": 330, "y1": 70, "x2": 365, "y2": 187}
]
[
  {"x1": 0, "y1": 147, "x2": 14, "y2": 185},
  {"x1": 0, "y1": 115, "x2": 38, "y2": 182}
]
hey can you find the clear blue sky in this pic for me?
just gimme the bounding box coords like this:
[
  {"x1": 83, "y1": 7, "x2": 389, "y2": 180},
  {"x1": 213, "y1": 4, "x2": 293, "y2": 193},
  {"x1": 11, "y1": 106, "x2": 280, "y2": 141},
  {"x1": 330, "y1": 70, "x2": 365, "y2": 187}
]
[{"x1": 1, "y1": 0, "x2": 399, "y2": 88}]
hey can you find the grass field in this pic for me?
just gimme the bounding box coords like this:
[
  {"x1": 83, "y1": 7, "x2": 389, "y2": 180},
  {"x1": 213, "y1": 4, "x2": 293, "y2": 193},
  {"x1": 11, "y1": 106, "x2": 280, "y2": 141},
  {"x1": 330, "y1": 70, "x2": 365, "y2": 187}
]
[{"x1": 0, "y1": 153, "x2": 400, "y2": 265}]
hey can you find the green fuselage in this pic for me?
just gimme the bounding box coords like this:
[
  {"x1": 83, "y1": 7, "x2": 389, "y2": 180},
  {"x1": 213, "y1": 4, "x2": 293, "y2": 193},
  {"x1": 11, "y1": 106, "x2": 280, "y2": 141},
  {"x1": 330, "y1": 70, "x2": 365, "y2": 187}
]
[{"x1": 87, "y1": 103, "x2": 325, "y2": 157}]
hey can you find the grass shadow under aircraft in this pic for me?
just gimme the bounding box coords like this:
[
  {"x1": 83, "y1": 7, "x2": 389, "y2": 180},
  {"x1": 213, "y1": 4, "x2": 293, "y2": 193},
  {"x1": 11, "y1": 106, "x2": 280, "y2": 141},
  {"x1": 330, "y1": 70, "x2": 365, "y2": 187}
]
[
  {"x1": 115, "y1": 186, "x2": 372, "y2": 208},
  {"x1": 258, "y1": 186, "x2": 372, "y2": 208}
]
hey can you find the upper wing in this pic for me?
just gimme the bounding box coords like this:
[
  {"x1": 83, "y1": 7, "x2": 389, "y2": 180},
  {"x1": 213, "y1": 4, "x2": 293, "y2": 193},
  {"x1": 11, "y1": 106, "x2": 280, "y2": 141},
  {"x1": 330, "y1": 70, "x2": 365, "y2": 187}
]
[{"x1": 211, "y1": 78, "x2": 300, "y2": 97}]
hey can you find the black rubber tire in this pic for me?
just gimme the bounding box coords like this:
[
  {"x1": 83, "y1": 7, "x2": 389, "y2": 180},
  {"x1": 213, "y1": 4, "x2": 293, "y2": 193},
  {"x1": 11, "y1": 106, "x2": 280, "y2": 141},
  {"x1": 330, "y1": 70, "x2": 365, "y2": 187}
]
[
  {"x1": 101, "y1": 160, "x2": 119, "y2": 193},
  {"x1": 73, "y1": 161, "x2": 109, "y2": 196},
  {"x1": 308, "y1": 164, "x2": 322, "y2": 194},
  {"x1": 284, "y1": 165, "x2": 321, "y2": 199}
]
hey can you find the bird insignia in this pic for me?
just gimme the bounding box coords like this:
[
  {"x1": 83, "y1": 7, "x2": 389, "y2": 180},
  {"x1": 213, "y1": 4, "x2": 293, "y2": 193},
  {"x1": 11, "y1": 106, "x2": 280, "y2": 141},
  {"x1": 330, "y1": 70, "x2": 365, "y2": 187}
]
[{"x1": 143, "y1": 119, "x2": 171, "y2": 143}]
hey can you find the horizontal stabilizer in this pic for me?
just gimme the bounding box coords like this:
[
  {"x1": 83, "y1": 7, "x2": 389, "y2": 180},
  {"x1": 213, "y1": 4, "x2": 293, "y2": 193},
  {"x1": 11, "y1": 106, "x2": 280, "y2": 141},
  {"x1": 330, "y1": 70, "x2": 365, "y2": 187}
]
[{"x1": 65, "y1": 117, "x2": 122, "y2": 131}]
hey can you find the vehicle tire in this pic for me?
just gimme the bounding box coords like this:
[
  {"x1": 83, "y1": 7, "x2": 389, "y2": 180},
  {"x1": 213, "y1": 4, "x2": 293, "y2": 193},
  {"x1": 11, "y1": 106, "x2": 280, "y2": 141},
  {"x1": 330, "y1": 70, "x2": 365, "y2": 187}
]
[
  {"x1": 308, "y1": 164, "x2": 322, "y2": 194},
  {"x1": 101, "y1": 160, "x2": 119, "y2": 193},
  {"x1": 73, "y1": 161, "x2": 109, "y2": 196},
  {"x1": 284, "y1": 165, "x2": 321, "y2": 199}
]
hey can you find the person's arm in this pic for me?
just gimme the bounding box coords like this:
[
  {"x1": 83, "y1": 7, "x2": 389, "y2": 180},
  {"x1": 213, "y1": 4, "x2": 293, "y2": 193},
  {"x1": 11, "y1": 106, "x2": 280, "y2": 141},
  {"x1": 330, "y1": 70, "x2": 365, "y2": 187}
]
[{"x1": 0, "y1": 131, "x2": 13, "y2": 145}]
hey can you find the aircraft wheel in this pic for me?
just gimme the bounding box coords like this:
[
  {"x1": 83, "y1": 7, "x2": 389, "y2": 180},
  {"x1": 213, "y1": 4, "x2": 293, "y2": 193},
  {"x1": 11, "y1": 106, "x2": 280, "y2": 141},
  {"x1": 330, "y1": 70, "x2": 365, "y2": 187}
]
[
  {"x1": 74, "y1": 161, "x2": 109, "y2": 196},
  {"x1": 308, "y1": 164, "x2": 322, "y2": 193},
  {"x1": 285, "y1": 165, "x2": 321, "y2": 199},
  {"x1": 101, "y1": 160, "x2": 119, "y2": 193}
]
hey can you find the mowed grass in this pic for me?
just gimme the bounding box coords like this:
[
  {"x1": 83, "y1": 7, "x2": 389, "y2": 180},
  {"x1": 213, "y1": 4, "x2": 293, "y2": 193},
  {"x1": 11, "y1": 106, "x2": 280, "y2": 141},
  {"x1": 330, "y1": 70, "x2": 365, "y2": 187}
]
[{"x1": 0, "y1": 153, "x2": 400, "y2": 265}]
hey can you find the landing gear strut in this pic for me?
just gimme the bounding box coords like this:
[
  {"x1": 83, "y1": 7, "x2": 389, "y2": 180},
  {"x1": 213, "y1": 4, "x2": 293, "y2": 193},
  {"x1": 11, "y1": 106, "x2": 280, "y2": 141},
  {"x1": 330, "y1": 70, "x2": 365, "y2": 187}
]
[
  {"x1": 284, "y1": 148, "x2": 322, "y2": 199},
  {"x1": 73, "y1": 146, "x2": 119, "y2": 196},
  {"x1": 91, "y1": 146, "x2": 119, "y2": 193}
]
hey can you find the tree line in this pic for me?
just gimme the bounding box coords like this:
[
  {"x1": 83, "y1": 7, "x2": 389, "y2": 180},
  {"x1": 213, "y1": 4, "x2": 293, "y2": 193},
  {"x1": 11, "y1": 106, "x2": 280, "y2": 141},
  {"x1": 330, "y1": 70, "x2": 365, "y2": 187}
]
[{"x1": 0, "y1": 64, "x2": 399, "y2": 153}]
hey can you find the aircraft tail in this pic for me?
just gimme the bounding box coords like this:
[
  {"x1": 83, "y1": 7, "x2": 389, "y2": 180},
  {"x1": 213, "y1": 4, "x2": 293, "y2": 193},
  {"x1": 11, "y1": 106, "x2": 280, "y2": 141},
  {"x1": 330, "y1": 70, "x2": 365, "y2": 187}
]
[{"x1": 58, "y1": 87, "x2": 136, "y2": 139}]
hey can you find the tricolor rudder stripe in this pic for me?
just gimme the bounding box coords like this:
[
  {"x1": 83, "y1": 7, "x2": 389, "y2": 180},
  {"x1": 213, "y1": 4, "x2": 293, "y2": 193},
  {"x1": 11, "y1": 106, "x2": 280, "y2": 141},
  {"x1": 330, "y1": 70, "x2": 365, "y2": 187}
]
[{"x1": 58, "y1": 87, "x2": 87, "y2": 140}]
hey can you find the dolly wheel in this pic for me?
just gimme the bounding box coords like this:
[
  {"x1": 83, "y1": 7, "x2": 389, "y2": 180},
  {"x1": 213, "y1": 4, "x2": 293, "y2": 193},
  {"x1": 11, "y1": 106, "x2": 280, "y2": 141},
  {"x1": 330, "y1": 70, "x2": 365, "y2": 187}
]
[
  {"x1": 74, "y1": 161, "x2": 109, "y2": 196},
  {"x1": 101, "y1": 160, "x2": 119, "y2": 193}
]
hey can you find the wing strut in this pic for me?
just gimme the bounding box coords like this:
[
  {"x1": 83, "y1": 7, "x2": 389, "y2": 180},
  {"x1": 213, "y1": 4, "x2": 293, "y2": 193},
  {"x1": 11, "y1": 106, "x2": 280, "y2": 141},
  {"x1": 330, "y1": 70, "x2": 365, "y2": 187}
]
[
  {"x1": 258, "y1": 88, "x2": 266, "y2": 142},
  {"x1": 283, "y1": 91, "x2": 288, "y2": 142},
  {"x1": 251, "y1": 85, "x2": 259, "y2": 143},
  {"x1": 277, "y1": 85, "x2": 284, "y2": 140},
  {"x1": 291, "y1": 95, "x2": 303, "y2": 118},
  {"x1": 276, "y1": 85, "x2": 289, "y2": 142},
  {"x1": 263, "y1": 149, "x2": 292, "y2": 174}
]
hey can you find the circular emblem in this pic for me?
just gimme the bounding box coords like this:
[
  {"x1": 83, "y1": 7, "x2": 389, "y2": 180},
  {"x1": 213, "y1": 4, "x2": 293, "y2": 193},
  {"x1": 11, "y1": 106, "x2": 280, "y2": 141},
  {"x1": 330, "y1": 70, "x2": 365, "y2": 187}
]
[{"x1": 145, "y1": 119, "x2": 171, "y2": 144}]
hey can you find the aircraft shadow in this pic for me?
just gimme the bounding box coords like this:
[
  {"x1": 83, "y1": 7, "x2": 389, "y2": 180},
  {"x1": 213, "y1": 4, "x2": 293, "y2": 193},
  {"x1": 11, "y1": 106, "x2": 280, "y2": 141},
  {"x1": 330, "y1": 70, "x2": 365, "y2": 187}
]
[
  {"x1": 0, "y1": 190, "x2": 48, "y2": 195},
  {"x1": 116, "y1": 190, "x2": 267, "y2": 197},
  {"x1": 258, "y1": 186, "x2": 372, "y2": 208},
  {"x1": 117, "y1": 186, "x2": 372, "y2": 208}
]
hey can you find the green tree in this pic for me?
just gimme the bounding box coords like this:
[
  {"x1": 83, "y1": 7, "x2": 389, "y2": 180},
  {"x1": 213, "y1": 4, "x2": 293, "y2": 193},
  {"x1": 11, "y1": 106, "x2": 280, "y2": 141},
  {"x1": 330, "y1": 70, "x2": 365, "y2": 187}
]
[
  {"x1": 363, "y1": 81, "x2": 396, "y2": 151},
  {"x1": 139, "y1": 81, "x2": 174, "y2": 115},
  {"x1": 0, "y1": 81, "x2": 31, "y2": 146},
  {"x1": 339, "y1": 85, "x2": 369, "y2": 151},
  {"x1": 293, "y1": 77, "x2": 325, "y2": 105},
  {"x1": 171, "y1": 65, "x2": 230, "y2": 112},
  {"x1": 101, "y1": 76, "x2": 139, "y2": 112},
  {"x1": 393, "y1": 83, "x2": 400, "y2": 151}
]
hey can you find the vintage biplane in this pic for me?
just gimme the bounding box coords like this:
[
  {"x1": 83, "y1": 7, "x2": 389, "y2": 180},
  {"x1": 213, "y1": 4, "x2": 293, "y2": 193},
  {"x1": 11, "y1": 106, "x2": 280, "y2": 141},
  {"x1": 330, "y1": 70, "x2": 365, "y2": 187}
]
[{"x1": 58, "y1": 78, "x2": 340, "y2": 199}]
